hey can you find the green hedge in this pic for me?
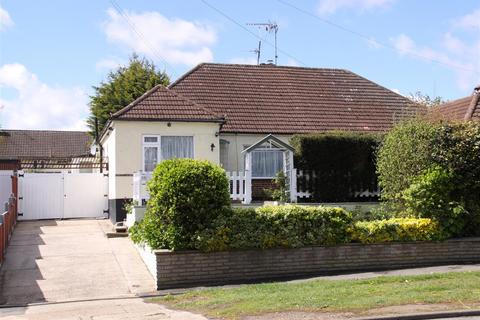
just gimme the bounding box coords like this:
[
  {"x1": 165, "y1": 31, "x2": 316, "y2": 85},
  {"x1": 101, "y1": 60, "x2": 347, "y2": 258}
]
[
  {"x1": 351, "y1": 218, "x2": 444, "y2": 244},
  {"x1": 194, "y1": 205, "x2": 353, "y2": 252},
  {"x1": 291, "y1": 132, "x2": 381, "y2": 202},
  {"x1": 130, "y1": 158, "x2": 230, "y2": 250}
]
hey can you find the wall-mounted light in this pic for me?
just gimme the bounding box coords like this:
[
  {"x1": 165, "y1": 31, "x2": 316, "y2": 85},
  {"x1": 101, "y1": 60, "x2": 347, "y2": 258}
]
[
  {"x1": 215, "y1": 131, "x2": 219, "y2": 137},
  {"x1": 210, "y1": 143, "x2": 216, "y2": 152},
  {"x1": 167, "y1": 122, "x2": 172, "y2": 127}
]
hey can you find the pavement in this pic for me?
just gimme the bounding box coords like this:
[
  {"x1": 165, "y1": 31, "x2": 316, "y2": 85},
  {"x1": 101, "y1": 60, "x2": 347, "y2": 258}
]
[{"x1": 0, "y1": 219, "x2": 206, "y2": 319}]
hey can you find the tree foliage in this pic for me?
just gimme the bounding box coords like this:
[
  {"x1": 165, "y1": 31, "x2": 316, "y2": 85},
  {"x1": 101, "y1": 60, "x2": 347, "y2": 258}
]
[
  {"x1": 376, "y1": 119, "x2": 440, "y2": 201},
  {"x1": 408, "y1": 91, "x2": 447, "y2": 108},
  {"x1": 87, "y1": 54, "x2": 169, "y2": 136}
]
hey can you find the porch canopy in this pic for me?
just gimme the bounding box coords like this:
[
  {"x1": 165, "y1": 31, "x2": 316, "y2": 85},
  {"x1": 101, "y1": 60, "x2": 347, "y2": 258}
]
[{"x1": 241, "y1": 134, "x2": 296, "y2": 204}]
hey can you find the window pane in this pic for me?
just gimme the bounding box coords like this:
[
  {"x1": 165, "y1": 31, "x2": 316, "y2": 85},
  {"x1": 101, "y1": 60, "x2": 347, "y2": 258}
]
[
  {"x1": 161, "y1": 136, "x2": 193, "y2": 160},
  {"x1": 252, "y1": 150, "x2": 283, "y2": 177},
  {"x1": 144, "y1": 136, "x2": 158, "y2": 143},
  {"x1": 144, "y1": 146, "x2": 158, "y2": 172}
]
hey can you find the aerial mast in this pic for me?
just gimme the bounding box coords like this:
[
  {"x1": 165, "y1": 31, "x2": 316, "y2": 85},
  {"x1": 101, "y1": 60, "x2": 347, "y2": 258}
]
[{"x1": 246, "y1": 21, "x2": 279, "y2": 65}]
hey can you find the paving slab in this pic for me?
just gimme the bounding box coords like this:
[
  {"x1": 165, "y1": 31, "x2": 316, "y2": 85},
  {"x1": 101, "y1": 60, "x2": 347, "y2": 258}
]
[
  {"x1": 0, "y1": 297, "x2": 207, "y2": 320},
  {"x1": 0, "y1": 219, "x2": 156, "y2": 306}
]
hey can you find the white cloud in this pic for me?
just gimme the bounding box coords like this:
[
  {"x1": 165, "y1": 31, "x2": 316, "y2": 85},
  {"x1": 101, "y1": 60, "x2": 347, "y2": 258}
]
[
  {"x1": 317, "y1": 0, "x2": 394, "y2": 16},
  {"x1": 390, "y1": 31, "x2": 480, "y2": 92},
  {"x1": 95, "y1": 57, "x2": 125, "y2": 71},
  {"x1": 0, "y1": 6, "x2": 13, "y2": 31},
  {"x1": 0, "y1": 63, "x2": 88, "y2": 130},
  {"x1": 390, "y1": 88, "x2": 401, "y2": 95},
  {"x1": 454, "y1": 8, "x2": 480, "y2": 30},
  {"x1": 228, "y1": 57, "x2": 257, "y2": 65},
  {"x1": 103, "y1": 8, "x2": 216, "y2": 66},
  {"x1": 285, "y1": 58, "x2": 300, "y2": 67}
]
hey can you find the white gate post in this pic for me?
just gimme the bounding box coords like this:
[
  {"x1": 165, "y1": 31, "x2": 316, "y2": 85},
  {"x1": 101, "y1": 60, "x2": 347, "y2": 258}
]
[{"x1": 243, "y1": 153, "x2": 252, "y2": 204}]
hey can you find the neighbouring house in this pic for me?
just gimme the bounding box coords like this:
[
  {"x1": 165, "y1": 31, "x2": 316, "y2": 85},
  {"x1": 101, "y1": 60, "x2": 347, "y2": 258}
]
[
  {"x1": 0, "y1": 129, "x2": 95, "y2": 171},
  {"x1": 431, "y1": 85, "x2": 480, "y2": 121},
  {"x1": 100, "y1": 63, "x2": 422, "y2": 222}
]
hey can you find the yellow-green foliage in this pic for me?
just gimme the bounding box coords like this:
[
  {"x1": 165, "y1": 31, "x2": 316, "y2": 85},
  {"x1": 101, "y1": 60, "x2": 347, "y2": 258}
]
[
  {"x1": 194, "y1": 205, "x2": 353, "y2": 252},
  {"x1": 351, "y1": 218, "x2": 444, "y2": 244}
]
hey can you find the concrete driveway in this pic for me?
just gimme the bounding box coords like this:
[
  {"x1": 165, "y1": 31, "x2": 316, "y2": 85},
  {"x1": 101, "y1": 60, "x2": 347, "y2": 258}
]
[{"x1": 0, "y1": 219, "x2": 156, "y2": 305}]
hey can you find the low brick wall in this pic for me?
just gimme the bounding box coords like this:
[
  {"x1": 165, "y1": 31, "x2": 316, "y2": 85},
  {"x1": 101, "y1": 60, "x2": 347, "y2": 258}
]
[
  {"x1": 151, "y1": 238, "x2": 480, "y2": 289},
  {"x1": 252, "y1": 179, "x2": 276, "y2": 200}
]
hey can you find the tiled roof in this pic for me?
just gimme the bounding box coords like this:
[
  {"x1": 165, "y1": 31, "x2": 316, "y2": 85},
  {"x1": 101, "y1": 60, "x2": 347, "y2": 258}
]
[
  {"x1": 112, "y1": 85, "x2": 223, "y2": 122},
  {"x1": 169, "y1": 63, "x2": 422, "y2": 134},
  {"x1": 432, "y1": 87, "x2": 480, "y2": 121},
  {"x1": 0, "y1": 130, "x2": 92, "y2": 160}
]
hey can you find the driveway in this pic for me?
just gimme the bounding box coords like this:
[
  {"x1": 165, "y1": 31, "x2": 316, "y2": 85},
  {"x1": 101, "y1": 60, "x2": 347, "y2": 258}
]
[{"x1": 0, "y1": 219, "x2": 156, "y2": 305}]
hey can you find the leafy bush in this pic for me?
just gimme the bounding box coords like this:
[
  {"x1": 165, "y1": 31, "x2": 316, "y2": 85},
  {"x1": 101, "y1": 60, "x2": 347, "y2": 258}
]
[
  {"x1": 130, "y1": 159, "x2": 230, "y2": 250},
  {"x1": 263, "y1": 171, "x2": 289, "y2": 202},
  {"x1": 352, "y1": 218, "x2": 444, "y2": 244},
  {"x1": 194, "y1": 205, "x2": 353, "y2": 252},
  {"x1": 433, "y1": 122, "x2": 480, "y2": 235},
  {"x1": 402, "y1": 166, "x2": 466, "y2": 237},
  {"x1": 291, "y1": 132, "x2": 381, "y2": 202},
  {"x1": 376, "y1": 119, "x2": 440, "y2": 202}
]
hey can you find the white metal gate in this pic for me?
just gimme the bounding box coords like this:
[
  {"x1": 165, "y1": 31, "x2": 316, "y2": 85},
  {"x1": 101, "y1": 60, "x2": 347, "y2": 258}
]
[{"x1": 18, "y1": 172, "x2": 108, "y2": 220}]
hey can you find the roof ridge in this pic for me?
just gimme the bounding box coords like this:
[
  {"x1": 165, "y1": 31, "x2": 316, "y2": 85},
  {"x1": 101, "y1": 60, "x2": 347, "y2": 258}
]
[
  {"x1": 112, "y1": 84, "x2": 165, "y2": 118},
  {"x1": 2, "y1": 129, "x2": 89, "y2": 134}
]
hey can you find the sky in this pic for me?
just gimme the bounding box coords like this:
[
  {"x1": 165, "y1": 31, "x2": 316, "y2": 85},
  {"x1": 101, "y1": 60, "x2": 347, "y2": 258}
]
[{"x1": 0, "y1": 0, "x2": 479, "y2": 131}]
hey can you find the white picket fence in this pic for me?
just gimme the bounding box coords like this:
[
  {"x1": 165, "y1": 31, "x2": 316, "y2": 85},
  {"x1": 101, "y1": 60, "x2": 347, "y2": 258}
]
[
  {"x1": 226, "y1": 171, "x2": 246, "y2": 201},
  {"x1": 132, "y1": 169, "x2": 379, "y2": 205}
]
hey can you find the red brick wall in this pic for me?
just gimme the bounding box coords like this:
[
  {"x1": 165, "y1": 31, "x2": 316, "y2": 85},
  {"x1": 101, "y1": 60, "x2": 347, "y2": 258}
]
[
  {"x1": 0, "y1": 161, "x2": 19, "y2": 171},
  {"x1": 252, "y1": 179, "x2": 276, "y2": 200}
]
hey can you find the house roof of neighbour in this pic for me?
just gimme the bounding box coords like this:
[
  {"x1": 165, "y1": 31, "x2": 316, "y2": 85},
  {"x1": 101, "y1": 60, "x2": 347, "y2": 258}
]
[
  {"x1": 169, "y1": 63, "x2": 423, "y2": 134},
  {"x1": 431, "y1": 86, "x2": 480, "y2": 121},
  {"x1": 0, "y1": 129, "x2": 92, "y2": 160},
  {"x1": 111, "y1": 84, "x2": 224, "y2": 123}
]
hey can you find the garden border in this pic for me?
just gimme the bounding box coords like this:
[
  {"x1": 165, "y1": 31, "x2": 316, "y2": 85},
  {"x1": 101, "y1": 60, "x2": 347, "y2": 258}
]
[{"x1": 137, "y1": 238, "x2": 480, "y2": 289}]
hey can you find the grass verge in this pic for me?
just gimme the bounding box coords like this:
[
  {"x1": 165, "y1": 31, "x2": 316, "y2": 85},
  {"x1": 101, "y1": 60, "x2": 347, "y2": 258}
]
[{"x1": 153, "y1": 271, "x2": 480, "y2": 319}]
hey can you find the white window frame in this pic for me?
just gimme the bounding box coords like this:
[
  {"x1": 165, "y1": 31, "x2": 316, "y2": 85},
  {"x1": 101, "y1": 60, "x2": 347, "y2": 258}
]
[
  {"x1": 249, "y1": 147, "x2": 284, "y2": 179},
  {"x1": 142, "y1": 134, "x2": 195, "y2": 172}
]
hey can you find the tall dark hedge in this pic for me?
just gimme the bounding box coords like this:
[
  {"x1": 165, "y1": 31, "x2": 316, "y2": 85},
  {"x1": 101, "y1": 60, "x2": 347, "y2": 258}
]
[{"x1": 291, "y1": 132, "x2": 382, "y2": 202}]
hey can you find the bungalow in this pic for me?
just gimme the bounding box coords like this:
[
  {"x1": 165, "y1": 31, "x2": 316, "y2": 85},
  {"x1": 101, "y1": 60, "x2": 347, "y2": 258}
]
[
  {"x1": 100, "y1": 63, "x2": 421, "y2": 222},
  {"x1": 0, "y1": 129, "x2": 94, "y2": 171},
  {"x1": 431, "y1": 85, "x2": 480, "y2": 121}
]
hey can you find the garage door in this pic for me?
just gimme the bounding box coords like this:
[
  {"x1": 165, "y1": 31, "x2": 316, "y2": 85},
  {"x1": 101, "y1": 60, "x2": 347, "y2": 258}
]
[{"x1": 18, "y1": 172, "x2": 108, "y2": 220}]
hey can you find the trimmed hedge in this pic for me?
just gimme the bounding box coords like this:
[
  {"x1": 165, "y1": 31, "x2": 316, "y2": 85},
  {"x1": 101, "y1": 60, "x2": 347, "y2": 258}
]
[
  {"x1": 351, "y1": 218, "x2": 444, "y2": 244},
  {"x1": 291, "y1": 132, "x2": 381, "y2": 202},
  {"x1": 130, "y1": 159, "x2": 230, "y2": 250},
  {"x1": 194, "y1": 205, "x2": 353, "y2": 252}
]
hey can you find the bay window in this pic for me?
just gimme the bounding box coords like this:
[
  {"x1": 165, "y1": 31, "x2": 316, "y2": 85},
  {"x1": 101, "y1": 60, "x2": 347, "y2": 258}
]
[{"x1": 251, "y1": 149, "x2": 283, "y2": 178}]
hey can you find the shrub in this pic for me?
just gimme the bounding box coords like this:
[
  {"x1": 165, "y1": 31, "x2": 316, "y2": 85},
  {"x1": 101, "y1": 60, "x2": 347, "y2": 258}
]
[
  {"x1": 433, "y1": 121, "x2": 480, "y2": 235},
  {"x1": 194, "y1": 205, "x2": 353, "y2": 252},
  {"x1": 130, "y1": 159, "x2": 230, "y2": 250},
  {"x1": 402, "y1": 166, "x2": 466, "y2": 237},
  {"x1": 263, "y1": 171, "x2": 289, "y2": 202},
  {"x1": 351, "y1": 218, "x2": 444, "y2": 244},
  {"x1": 291, "y1": 131, "x2": 381, "y2": 202},
  {"x1": 376, "y1": 119, "x2": 441, "y2": 202}
]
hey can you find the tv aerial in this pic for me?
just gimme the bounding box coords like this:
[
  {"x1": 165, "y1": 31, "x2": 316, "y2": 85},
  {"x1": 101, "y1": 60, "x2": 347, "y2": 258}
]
[{"x1": 246, "y1": 21, "x2": 279, "y2": 65}]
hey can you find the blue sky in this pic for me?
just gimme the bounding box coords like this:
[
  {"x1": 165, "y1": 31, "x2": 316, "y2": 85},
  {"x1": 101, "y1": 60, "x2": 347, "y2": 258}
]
[{"x1": 0, "y1": 0, "x2": 479, "y2": 130}]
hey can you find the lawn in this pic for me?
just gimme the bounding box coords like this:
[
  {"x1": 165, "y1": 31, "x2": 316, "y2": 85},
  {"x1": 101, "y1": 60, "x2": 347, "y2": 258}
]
[{"x1": 154, "y1": 271, "x2": 480, "y2": 319}]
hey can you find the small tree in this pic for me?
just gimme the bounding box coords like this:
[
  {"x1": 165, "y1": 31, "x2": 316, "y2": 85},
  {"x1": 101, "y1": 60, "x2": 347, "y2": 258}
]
[
  {"x1": 87, "y1": 54, "x2": 169, "y2": 136},
  {"x1": 376, "y1": 119, "x2": 441, "y2": 202},
  {"x1": 408, "y1": 91, "x2": 446, "y2": 108}
]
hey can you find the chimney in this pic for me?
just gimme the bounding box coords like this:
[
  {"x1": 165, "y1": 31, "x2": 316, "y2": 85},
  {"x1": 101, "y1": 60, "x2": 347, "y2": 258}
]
[{"x1": 464, "y1": 85, "x2": 480, "y2": 120}]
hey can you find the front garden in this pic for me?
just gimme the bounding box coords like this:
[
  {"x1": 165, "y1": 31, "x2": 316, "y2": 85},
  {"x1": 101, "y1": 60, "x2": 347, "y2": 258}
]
[{"x1": 130, "y1": 119, "x2": 480, "y2": 253}]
